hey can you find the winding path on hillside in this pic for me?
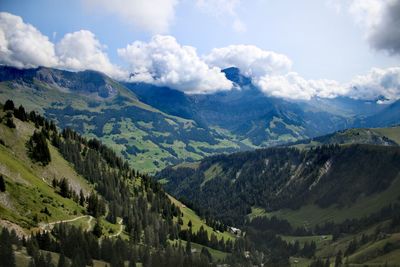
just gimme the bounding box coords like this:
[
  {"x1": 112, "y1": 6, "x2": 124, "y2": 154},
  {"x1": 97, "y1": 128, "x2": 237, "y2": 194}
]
[
  {"x1": 39, "y1": 215, "x2": 93, "y2": 232},
  {"x1": 109, "y1": 218, "x2": 124, "y2": 238}
]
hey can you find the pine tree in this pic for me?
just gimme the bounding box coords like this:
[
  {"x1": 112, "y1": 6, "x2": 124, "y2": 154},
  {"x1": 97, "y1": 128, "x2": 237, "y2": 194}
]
[
  {"x1": 3, "y1": 99, "x2": 14, "y2": 111},
  {"x1": 59, "y1": 178, "x2": 70, "y2": 198},
  {"x1": 57, "y1": 252, "x2": 68, "y2": 267},
  {"x1": 335, "y1": 250, "x2": 343, "y2": 267},
  {"x1": 185, "y1": 239, "x2": 192, "y2": 255},
  {"x1": 14, "y1": 105, "x2": 27, "y2": 121},
  {"x1": 0, "y1": 229, "x2": 16, "y2": 267},
  {"x1": 93, "y1": 219, "x2": 103, "y2": 238},
  {"x1": 79, "y1": 190, "x2": 85, "y2": 206},
  {"x1": 0, "y1": 175, "x2": 6, "y2": 192},
  {"x1": 5, "y1": 117, "x2": 16, "y2": 128},
  {"x1": 27, "y1": 131, "x2": 51, "y2": 165}
]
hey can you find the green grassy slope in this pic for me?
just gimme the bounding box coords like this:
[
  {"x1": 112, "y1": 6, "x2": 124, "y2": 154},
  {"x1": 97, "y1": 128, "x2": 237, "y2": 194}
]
[
  {"x1": 249, "y1": 174, "x2": 400, "y2": 228},
  {"x1": 168, "y1": 195, "x2": 235, "y2": 242},
  {"x1": 291, "y1": 126, "x2": 400, "y2": 149},
  {"x1": 0, "y1": 113, "x2": 128, "y2": 238},
  {"x1": 0, "y1": 111, "x2": 235, "y2": 265},
  {"x1": 0, "y1": 69, "x2": 246, "y2": 173},
  {"x1": 0, "y1": 115, "x2": 88, "y2": 230}
]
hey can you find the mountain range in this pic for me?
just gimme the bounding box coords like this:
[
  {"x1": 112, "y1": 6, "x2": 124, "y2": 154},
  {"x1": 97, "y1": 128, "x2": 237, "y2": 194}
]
[
  {"x1": 1, "y1": 65, "x2": 400, "y2": 266},
  {"x1": 1, "y1": 65, "x2": 399, "y2": 173}
]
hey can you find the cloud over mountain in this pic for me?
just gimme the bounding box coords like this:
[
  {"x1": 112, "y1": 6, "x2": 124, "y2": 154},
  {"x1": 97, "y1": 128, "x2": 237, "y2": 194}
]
[
  {"x1": 0, "y1": 12, "x2": 123, "y2": 78},
  {"x1": 256, "y1": 73, "x2": 346, "y2": 100},
  {"x1": 56, "y1": 30, "x2": 126, "y2": 79},
  {"x1": 204, "y1": 45, "x2": 292, "y2": 78},
  {"x1": 349, "y1": 67, "x2": 400, "y2": 102},
  {"x1": 0, "y1": 12, "x2": 399, "y2": 102},
  {"x1": 118, "y1": 35, "x2": 232, "y2": 94},
  {"x1": 0, "y1": 12, "x2": 58, "y2": 68}
]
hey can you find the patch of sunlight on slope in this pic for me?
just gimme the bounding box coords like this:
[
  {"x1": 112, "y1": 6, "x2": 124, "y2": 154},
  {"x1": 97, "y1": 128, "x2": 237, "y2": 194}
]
[
  {"x1": 167, "y1": 195, "x2": 235, "y2": 242},
  {"x1": 249, "y1": 174, "x2": 400, "y2": 228}
]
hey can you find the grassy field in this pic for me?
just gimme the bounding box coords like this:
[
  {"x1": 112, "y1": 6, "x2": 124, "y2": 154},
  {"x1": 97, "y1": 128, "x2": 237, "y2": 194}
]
[
  {"x1": 170, "y1": 239, "x2": 229, "y2": 262},
  {"x1": 0, "y1": 82, "x2": 246, "y2": 173},
  {"x1": 0, "y1": 115, "x2": 95, "y2": 230},
  {"x1": 168, "y1": 195, "x2": 236, "y2": 242},
  {"x1": 372, "y1": 126, "x2": 400, "y2": 145},
  {"x1": 249, "y1": 174, "x2": 400, "y2": 228}
]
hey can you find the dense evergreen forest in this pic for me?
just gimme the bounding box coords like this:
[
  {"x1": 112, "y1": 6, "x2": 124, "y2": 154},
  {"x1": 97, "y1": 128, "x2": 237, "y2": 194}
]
[
  {"x1": 0, "y1": 100, "x2": 228, "y2": 266},
  {"x1": 2, "y1": 99, "x2": 400, "y2": 266},
  {"x1": 159, "y1": 144, "x2": 400, "y2": 225},
  {"x1": 1, "y1": 99, "x2": 305, "y2": 266}
]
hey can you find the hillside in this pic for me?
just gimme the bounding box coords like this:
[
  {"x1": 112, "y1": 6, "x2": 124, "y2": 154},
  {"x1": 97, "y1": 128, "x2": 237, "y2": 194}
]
[
  {"x1": 0, "y1": 66, "x2": 245, "y2": 173},
  {"x1": 126, "y1": 67, "x2": 355, "y2": 147},
  {"x1": 158, "y1": 132, "x2": 400, "y2": 266},
  {"x1": 289, "y1": 126, "x2": 400, "y2": 148},
  {"x1": 2, "y1": 66, "x2": 400, "y2": 174},
  {"x1": 0, "y1": 101, "x2": 240, "y2": 266}
]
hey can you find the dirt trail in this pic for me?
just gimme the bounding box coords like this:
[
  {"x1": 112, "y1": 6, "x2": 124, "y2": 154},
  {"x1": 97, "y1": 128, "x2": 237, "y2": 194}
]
[
  {"x1": 39, "y1": 215, "x2": 93, "y2": 232},
  {"x1": 109, "y1": 218, "x2": 123, "y2": 238}
]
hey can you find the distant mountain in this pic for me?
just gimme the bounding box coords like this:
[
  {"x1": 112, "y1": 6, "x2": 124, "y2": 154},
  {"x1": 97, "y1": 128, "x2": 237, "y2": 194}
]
[
  {"x1": 1, "y1": 65, "x2": 400, "y2": 172},
  {"x1": 288, "y1": 126, "x2": 400, "y2": 148},
  {"x1": 0, "y1": 66, "x2": 121, "y2": 98},
  {"x1": 359, "y1": 99, "x2": 400, "y2": 127},
  {"x1": 0, "y1": 66, "x2": 245, "y2": 172},
  {"x1": 126, "y1": 67, "x2": 357, "y2": 147}
]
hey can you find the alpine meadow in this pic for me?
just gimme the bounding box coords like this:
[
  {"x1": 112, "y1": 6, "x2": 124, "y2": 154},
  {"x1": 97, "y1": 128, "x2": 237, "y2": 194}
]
[{"x1": 1, "y1": 1, "x2": 400, "y2": 267}]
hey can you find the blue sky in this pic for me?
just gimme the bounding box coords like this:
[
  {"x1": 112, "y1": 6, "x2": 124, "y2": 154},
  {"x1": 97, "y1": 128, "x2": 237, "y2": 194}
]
[{"x1": 1, "y1": 0, "x2": 399, "y2": 100}]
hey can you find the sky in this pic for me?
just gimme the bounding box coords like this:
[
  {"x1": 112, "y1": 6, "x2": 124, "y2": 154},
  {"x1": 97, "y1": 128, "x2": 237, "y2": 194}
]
[{"x1": 0, "y1": 0, "x2": 399, "y2": 101}]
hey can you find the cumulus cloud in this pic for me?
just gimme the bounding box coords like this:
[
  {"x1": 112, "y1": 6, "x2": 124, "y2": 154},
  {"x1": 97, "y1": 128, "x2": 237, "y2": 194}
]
[
  {"x1": 1, "y1": 12, "x2": 399, "y2": 101},
  {"x1": 83, "y1": 0, "x2": 178, "y2": 33},
  {"x1": 349, "y1": 0, "x2": 400, "y2": 55},
  {"x1": 56, "y1": 30, "x2": 126, "y2": 79},
  {"x1": 196, "y1": 0, "x2": 246, "y2": 32},
  {"x1": 204, "y1": 45, "x2": 292, "y2": 78},
  {"x1": 0, "y1": 12, "x2": 124, "y2": 79},
  {"x1": 348, "y1": 67, "x2": 400, "y2": 102},
  {"x1": 205, "y1": 44, "x2": 400, "y2": 102},
  {"x1": 256, "y1": 72, "x2": 346, "y2": 101},
  {"x1": 0, "y1": 12, "x2": 58, "y2": 68},
  {"x1": 118, "y1": 35, "x2": 232, "y2": 93},
  {"x1": 255, "y1": 67, "x2": 400, "y2": 102}
]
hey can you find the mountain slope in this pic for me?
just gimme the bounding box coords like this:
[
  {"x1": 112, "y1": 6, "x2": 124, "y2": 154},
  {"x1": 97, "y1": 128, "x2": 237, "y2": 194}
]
[
  {"x1": 0, "y1": 102, "x2": 239, "y2": 266},
  {"x1": 126, "y1": 67, "x2": 366, "y2": 147},
  {"x1": 0, "y1": 66, "x2": 245, "y2": 172},
  {"x1": 158, "y1": 142, "x2": 400, "y2": 225},
  {"x1": 2, "y1": 65, "x2": 400, "y2": 173},
  {"x1": 289, "y1": 126, "x2": 400, "y2": 148}
]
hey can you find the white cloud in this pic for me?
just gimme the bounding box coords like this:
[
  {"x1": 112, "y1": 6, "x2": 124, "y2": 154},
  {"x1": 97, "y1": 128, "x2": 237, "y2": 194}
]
[
  {"x1": 56, "y1": 30, "x2": 126, "y2": 79},
  {"x1": 256, "y1": 72, "x2": 346, "y2": 100},
  {"x1": 204, "y1": 44, "x2": 292, "y2": 78},
  {"x1": 0, "y1": 13, "x2": 124, "y2": 79},
  {"x1": 1, "y1": 12, "x2": 399, "y2": 101},
  {"x1": 255, "y1": 67, "x2": 400, "y2": 102},
  {"x1": 117, "y1": 35, "x2": 232, "y2": 93},
  {"x1": 195, "y1": 0, "x2": 246, "y2": 32},
  {"x1": 0, "y1": 12, "x2": 58, "y2": 68},
  {"x1": 349, "y1": 0, "x2": 400, "y2": 55},
  {"x1": 83, "y1": 0, "x2": 178, "y2": 33},
  {"x1": 348, "y1": 67, "x2": 400, "y2": 101}
]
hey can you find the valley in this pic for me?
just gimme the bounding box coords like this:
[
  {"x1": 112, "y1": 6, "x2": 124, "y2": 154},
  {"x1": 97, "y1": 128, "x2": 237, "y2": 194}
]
[
  {"x1": 1, "y1": 2, "x2": 400, "y2": 267},
  {"x1": 0, "y1": 67, "x2": 399, "y2": 266}
]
